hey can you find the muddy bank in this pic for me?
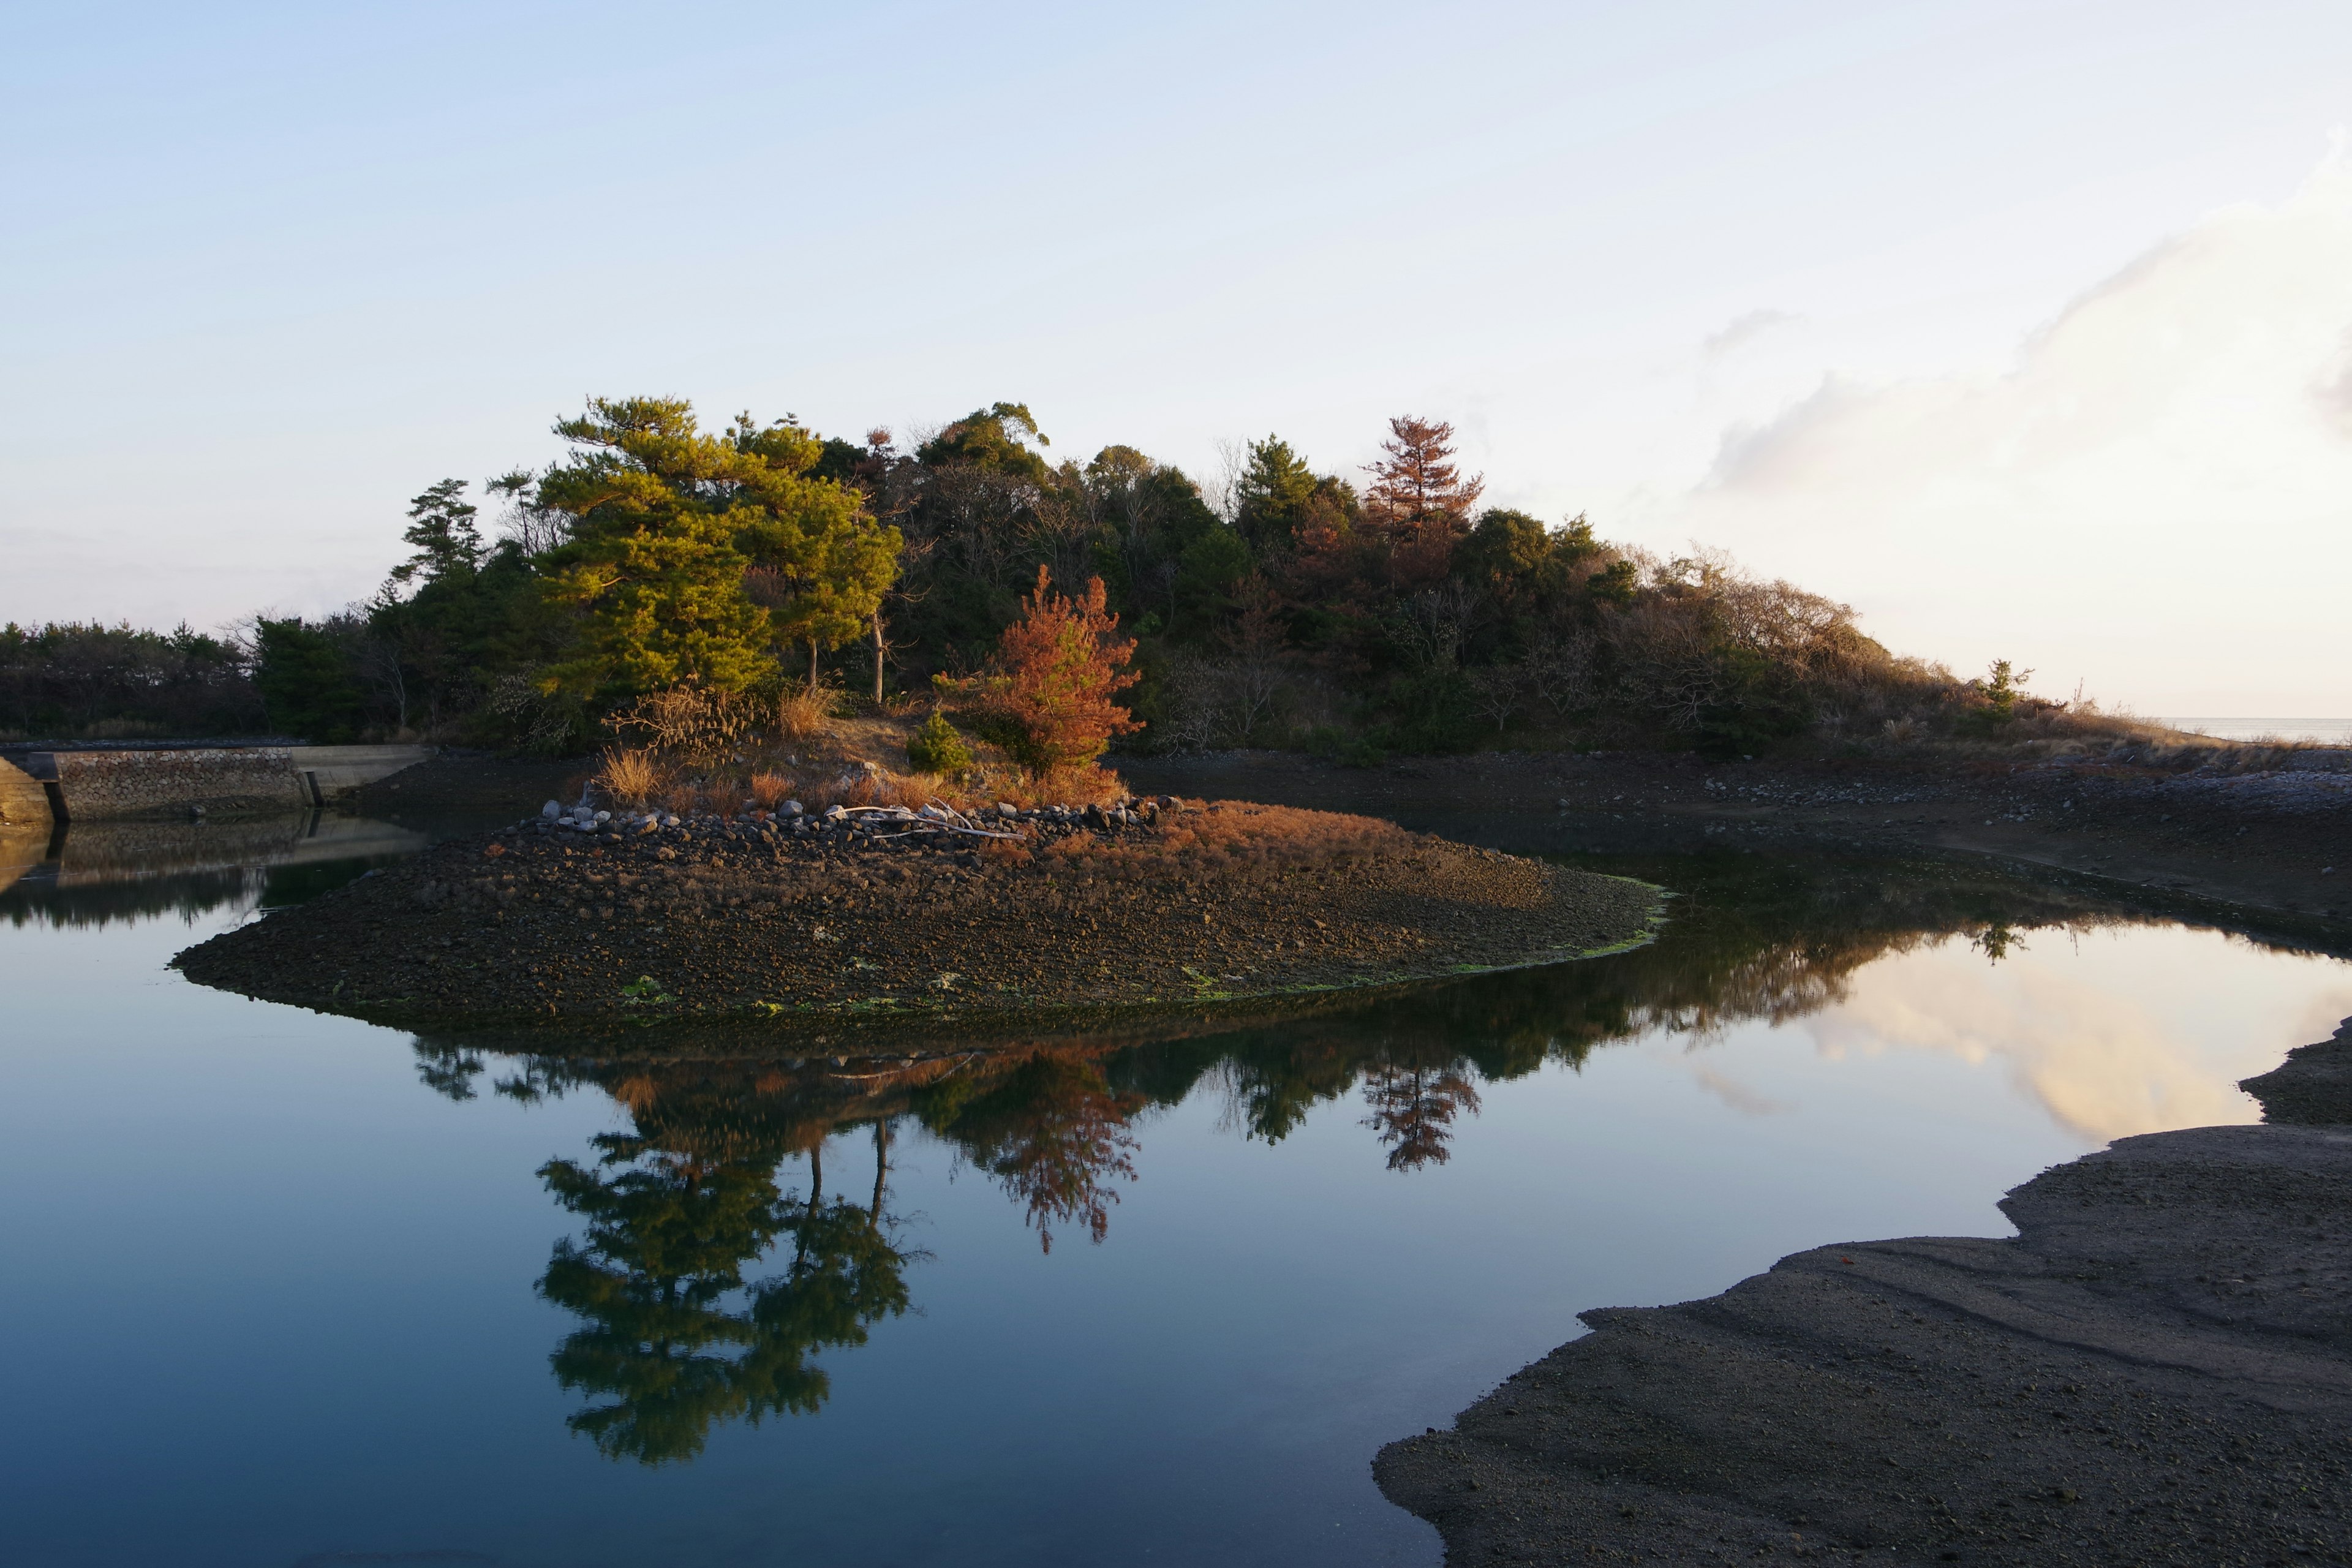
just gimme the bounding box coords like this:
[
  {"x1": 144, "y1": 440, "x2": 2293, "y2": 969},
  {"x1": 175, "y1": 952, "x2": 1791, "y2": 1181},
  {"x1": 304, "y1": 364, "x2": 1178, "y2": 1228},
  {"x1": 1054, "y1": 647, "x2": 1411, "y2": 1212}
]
[
  {"x1": 1373, "y1": 1020, "x2": 2352, "y2": 1566},
  {"x1": 174, "y1": 796, "x2": 1662, "y2": 1031},
  {"x1": 1124, "y1": 749, "x2": 2352, "y2": 940}
]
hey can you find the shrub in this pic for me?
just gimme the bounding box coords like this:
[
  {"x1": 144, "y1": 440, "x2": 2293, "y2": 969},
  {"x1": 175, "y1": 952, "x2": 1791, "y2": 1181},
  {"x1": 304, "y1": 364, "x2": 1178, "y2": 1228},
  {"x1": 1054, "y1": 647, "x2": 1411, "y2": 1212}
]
[
  {"x1": 977, "y1": 567, "x2": 1142, "y2": 776},
  {"x1": 606, "y1": 684, "x2": 758, "y2": 765},
  {"x1": 907, "y1": 710, "x2": 974, "y2": 776}
]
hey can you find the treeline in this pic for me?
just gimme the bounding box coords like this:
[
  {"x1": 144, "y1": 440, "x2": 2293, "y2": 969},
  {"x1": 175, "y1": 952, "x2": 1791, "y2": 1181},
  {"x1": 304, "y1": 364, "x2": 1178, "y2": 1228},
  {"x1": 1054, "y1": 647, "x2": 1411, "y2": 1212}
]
[
  {"x1": 0, "y1": 622, "x2": 264, "y2": 739},
  {"x1": 8, "y1": 396, "x2": 1999, "y2": 757}
]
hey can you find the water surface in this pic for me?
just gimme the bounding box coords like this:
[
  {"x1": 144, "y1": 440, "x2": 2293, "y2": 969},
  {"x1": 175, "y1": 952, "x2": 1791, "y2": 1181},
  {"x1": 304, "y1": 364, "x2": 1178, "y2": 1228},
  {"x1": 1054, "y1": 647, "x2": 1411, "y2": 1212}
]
[{"x1": 2, "y1": 820, "x2": 2346, "y2": 1567}]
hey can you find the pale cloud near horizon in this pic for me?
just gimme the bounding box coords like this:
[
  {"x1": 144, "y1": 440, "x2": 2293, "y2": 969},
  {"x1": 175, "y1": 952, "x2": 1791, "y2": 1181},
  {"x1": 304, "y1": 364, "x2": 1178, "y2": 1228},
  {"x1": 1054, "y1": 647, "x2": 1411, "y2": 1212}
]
[{"x1": 1657, "y1": 145, "x2": 2352, "y2": 715}]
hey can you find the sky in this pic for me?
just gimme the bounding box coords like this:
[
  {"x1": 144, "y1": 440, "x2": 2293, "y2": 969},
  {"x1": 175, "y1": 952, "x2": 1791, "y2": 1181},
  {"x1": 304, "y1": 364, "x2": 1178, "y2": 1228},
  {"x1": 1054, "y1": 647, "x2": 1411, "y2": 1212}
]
[{"x1": 6, "y1": 1, "x2": 2351, "y2": 715}]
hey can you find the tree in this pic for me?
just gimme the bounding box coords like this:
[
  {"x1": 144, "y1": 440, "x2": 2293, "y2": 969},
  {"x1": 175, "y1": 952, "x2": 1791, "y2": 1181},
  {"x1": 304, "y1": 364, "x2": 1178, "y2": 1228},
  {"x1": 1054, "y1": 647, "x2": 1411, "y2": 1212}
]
[
  {"x1": 914, "y1": 402, "x2": 1052, "y2": 483},
  {"x1": 531, "y1": 398, "x2": 899, "y2": 700},
  {"x1": 387, "y1": 478, "x2": 485, "y2": 590},
  {"x1": 981, "y1": 566, "x2": 1142, "y2": 775},
  {"x1": 252, "y1": 616, "x2": 366, "y2": 742},
  {"x1": 1363, "y1": 416, "x2": 1483, "y2": 587},
  {"x1": 1231, "y1": 436, "x2": 1320, "y2": 552},
  {"x1": 726, "y1": 413, "x2": 903, "y2": 688}
]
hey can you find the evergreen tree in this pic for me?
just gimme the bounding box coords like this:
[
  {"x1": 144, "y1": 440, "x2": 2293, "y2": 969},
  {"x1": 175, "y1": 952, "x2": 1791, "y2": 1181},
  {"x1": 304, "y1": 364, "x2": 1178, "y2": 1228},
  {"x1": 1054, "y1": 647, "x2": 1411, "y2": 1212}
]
[{"x1": 387, "y1": 478, "x2": 485, "y2": 590}]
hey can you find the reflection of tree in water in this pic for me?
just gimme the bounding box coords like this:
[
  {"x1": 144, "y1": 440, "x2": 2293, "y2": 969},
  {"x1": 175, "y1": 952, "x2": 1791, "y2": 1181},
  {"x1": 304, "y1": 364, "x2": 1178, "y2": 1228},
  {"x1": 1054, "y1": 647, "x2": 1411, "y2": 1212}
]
[
  {"x1": 1359, "y1": 1050, "x2": 1483, "y2": 1170},
  {"x1": 535, "y1": 1123, "x2": 916, "y2": 1464},
  {"x1": 917, "y1": 1052, "x2": 1146, "y2": 1251}
]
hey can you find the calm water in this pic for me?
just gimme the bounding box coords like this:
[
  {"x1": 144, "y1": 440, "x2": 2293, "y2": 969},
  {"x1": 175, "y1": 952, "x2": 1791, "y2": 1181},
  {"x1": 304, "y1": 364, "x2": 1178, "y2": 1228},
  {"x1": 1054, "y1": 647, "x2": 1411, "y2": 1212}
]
[{"x1": 4, "y1": 816, "x2": 2349, "y2": 1567}]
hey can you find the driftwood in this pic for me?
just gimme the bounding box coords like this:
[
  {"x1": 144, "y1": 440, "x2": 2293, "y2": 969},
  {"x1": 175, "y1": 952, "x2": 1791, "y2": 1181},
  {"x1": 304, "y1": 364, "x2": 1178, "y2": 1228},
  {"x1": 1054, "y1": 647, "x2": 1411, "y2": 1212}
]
[{"x1": 828, "y1": 802, "x2": 1023, "y2": 842}]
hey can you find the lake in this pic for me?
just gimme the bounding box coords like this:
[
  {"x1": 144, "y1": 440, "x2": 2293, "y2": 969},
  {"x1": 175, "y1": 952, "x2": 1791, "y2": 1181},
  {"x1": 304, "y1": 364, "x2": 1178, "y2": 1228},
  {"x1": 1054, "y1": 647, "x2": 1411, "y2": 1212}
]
[{"x1": 3, "y1": 814, "x2": 2346, "y2": 1567}]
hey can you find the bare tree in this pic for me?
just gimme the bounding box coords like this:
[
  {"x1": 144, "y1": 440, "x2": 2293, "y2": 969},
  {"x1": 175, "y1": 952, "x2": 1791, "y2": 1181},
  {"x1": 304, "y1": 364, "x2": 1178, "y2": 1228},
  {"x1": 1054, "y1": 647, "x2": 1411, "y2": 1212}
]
[
  {"x1": 1524, "y1": 629, "x2": 1600, "y2": 719},
  {"x1": 1216, "y1": 574, "x2": 1291, "y2": 743},
  {"x1": 1465, "y1": 663, "x2": 1527, "y2": 733}
]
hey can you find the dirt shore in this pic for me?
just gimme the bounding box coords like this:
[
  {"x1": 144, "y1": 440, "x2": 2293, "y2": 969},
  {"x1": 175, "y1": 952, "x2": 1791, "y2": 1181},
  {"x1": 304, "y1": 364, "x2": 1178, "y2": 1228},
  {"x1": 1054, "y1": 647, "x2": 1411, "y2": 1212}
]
[
  {"x1": 1372, "y1": 1019, "x2": 2352, "y2": 1567},
  {"x1": 174, "y1": 794, "x2": 1662, "y2": 1031}
]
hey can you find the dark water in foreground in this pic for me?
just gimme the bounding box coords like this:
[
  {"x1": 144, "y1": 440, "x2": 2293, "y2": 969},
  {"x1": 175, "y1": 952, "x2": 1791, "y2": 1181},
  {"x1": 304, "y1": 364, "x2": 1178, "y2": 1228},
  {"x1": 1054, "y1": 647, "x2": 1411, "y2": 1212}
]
[{"x1": 3, "y1": 816, "x2": 2348, "y2": 1567}]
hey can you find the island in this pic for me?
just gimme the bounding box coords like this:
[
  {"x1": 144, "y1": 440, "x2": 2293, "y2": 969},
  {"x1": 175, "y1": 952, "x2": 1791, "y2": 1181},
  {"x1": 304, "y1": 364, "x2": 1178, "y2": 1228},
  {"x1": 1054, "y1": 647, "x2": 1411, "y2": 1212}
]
[{"x1": 173, "y1": 793, "x2": 1664, "y2": 1030}]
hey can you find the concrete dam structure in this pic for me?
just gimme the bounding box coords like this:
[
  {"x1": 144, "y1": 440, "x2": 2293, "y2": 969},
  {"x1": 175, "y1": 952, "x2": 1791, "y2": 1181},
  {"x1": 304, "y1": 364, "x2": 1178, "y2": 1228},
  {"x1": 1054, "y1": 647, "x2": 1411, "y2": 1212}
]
[{"x1": 0, "y1": 744, "x2": 429, "y2": 827}]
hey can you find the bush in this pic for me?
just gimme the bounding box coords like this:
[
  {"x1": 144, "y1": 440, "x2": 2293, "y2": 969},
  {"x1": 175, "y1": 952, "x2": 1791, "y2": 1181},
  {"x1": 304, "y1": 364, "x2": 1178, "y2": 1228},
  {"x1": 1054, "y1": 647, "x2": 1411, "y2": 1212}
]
[
  {"x1": 605, "y1": 684, "x2": 759, "y2": 765},
  {"x1": 907, "y1": 710, "x2": 974, "y2": 776},
  {"x1": 976, "y1": 567, "x2": 1143, "y2": 775}
]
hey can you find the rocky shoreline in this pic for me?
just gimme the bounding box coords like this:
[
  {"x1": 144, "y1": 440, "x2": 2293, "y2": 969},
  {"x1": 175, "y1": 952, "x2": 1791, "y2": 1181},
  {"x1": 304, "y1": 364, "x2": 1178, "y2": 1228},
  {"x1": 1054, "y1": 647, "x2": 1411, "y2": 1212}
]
[
  {"x1": 173, "y1": 793, "x2": 1664, "y2": 1031},
  {"x1": 1374, "y1": 1019, "x2": 2352, "y2": 1566}
]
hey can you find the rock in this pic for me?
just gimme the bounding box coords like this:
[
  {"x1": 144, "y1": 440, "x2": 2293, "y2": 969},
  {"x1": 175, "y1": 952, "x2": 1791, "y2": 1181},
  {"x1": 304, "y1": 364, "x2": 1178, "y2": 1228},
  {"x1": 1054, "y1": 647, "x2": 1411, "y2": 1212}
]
[
  {"x1": 1158, "y1": 795, "x2": 1177, "y2": 809},
  {"x1": 542, "y1": 800, "x2": 562, "y2": 821},
  {"x1": 784, "y1": 800, "x2": 804, "y2": 816},
  {"x1": 823, "y1": 804, "x2": 847, "y2": 821},
  {"x1": 998, "y1": 802, "x2": 1020, "y2": 818},
  {"x1": 594, "y1": 810, "x2": 611, "y2": 823}
]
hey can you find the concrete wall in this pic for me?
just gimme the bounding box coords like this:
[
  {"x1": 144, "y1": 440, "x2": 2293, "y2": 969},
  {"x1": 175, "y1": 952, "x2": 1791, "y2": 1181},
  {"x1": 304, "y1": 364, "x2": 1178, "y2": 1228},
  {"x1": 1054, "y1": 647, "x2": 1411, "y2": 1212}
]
[
  {"x1": 15, "y1": 744, "x2": 431, "y2": 820},
  {"x1": 41, "y1": 748, "x2": 309, "y2": 820},
  {"x1": 0, "y1": 758, "x2": 51, "y2": 829},
  {"x1": 291, "y1": 745, "x2": 433, "y2": 802}
]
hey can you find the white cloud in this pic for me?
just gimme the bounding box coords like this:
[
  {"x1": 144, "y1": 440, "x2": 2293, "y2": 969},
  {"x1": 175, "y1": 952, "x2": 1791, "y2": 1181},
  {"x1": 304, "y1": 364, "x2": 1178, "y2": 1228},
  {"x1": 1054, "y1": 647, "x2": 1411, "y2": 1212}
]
[
  {"x1": 1667, "y1": 144, "x2": 2352, "y2": 715},
  {"x1": 1700, "y1": 309, "x2": 1803, "y2": 361}
]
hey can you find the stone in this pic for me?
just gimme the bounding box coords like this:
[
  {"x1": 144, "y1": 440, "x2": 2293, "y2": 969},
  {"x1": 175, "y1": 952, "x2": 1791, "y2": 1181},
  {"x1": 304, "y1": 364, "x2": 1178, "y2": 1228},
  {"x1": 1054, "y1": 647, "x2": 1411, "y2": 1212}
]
[
  {"x1": 824, "y1": 804, "x2": 847, "y2": 821},
  {"x1": 594, "y1": 810, "x2": 611, "y2": 823},
  {"x1": 784, "y1": 800, "x2": 804, "y2": 816},
  {"x1": 541, "y1": 800, "x2": 562, "y2": 821},
  {"x1": 998, "y1": 802, "x2": 1020, "y2": 818}
]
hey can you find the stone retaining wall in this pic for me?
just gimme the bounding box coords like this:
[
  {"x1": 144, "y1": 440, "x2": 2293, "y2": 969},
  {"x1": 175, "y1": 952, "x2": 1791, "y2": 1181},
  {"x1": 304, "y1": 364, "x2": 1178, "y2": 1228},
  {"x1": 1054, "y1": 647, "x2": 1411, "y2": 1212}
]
[
  {"x1": 0, "y1": 758, "x2": 50, "y2": 828},
  {"x1": 45, "y1": 748, "x2": 309, "y2": 820}
]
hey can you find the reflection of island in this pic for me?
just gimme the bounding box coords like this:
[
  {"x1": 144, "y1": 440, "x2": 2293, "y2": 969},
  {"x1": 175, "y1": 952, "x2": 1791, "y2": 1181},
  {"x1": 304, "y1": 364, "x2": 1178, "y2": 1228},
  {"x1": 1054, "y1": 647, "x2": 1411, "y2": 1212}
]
[
  {"x1": 407, "y1": 852, "x2": 2300, "y2": 1460},
  {"x1": 0, "y1": 813, "x2": 426, "y2": 928},
  {"x1": 424, "y1": 853, "x2": 2158, "y2": 1191}
]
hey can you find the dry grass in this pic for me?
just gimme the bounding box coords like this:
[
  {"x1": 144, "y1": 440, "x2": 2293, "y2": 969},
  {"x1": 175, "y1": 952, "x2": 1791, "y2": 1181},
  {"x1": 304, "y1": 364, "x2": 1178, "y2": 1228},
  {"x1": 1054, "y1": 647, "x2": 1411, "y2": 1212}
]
[
  {"x1": 1034, "y1": 799, "x2": 1419, "y2": 883},
  {"x1": 607, "y1": 685, "x2": 760, "y2": 764},
  {"x1": 776, "y1": 680, "x2": 837, "y2": 745},
  {"x1": 1882, "y1": 701, "x2": 2348, "y2": 775},
  {"x1": 597, "y1": 687, "x2": 1155, "y2": 823},
  {"x1": 593, "y1": 747, "x2": 667, "y2": 808}
]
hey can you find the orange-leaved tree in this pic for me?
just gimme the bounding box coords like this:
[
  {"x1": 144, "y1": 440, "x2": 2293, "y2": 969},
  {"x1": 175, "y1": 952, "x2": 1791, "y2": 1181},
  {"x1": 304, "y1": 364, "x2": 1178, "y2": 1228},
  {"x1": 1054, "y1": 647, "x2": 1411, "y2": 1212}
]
[{"x1": 983, "y1": 566, "x2": 1142, "y2": 776}]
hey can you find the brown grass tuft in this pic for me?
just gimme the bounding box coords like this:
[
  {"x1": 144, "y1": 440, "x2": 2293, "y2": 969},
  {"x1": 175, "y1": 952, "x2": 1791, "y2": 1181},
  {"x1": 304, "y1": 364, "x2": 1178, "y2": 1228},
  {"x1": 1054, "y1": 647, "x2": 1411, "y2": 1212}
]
[
  {"x1": 748, "y1": 771, "x2": 797, "y2": 810},
  {"x1": 776, "y1": 680, "x2": 836, "y2": 744},
  {"x1": 594, "y1": 748, "x2": 667, "y2": 808}
]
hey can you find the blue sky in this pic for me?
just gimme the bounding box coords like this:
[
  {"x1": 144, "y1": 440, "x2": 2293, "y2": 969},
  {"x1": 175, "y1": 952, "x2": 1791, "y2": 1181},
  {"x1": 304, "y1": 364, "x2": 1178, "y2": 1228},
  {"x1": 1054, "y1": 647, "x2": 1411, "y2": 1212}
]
[{"x1": 7, "y1": 2, "x2": 2351, "y2": 711}]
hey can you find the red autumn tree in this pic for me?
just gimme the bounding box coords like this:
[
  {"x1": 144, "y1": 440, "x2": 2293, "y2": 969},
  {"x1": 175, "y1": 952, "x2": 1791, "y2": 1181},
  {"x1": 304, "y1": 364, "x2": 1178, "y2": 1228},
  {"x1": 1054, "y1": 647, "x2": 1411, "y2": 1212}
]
[
  {"x1": 985, "y1": 565, "x2": 1142, "y2": 775},
  {"x1": 1363, "y1": 415, "x2": 1484, "y2": 588}
]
